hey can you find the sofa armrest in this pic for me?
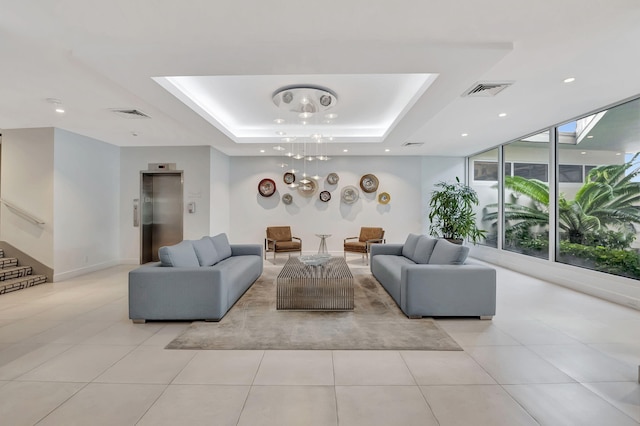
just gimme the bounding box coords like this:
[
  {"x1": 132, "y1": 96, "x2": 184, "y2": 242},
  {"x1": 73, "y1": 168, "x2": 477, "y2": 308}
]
[
  {"x1": 231, "y1": 244, "x2": 262, "y2": 257},
  {"x1": 400, "y1": 264, "x2": 496, "y2": 317},
  {"x1": 370, "y1": 243, "x2": 403, "y2": 257}
]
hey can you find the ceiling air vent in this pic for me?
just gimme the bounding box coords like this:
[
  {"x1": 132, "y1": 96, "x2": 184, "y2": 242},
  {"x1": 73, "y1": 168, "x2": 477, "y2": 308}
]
[
  {"x1": 110, "y1": 108, "x2": 151, "y2": 119},
  {"x1": 462, "y1": 81, "x2": 513, "y2": 97},
  {"x1": 402, "y1": 142, "x2": 424, "y2": 147}
]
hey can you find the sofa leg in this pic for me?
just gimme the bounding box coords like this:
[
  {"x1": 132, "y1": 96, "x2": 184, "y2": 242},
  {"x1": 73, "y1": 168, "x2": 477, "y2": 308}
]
[
  {"x1": 408, "y1": 315, "x2": 422, "y2": 319},
  {"x1": 204, "y1": 318, "x2": 220, "y2": 322},
  {"x1": 132, "y1": 319, "x2": 146, "y2": 324},
  {"x1": 479, "y1": 316, "x2": 493, "y2": 320}
]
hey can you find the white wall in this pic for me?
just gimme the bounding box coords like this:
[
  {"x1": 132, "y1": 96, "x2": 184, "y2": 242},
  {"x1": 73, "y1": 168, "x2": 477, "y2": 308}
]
[
  {"x1": 210, "y1": 147, "x2": 230, "y2": 235},
  {"x1": 119, "y1": 146, "x2": 212, "y2": 263},
  {"x1": 0, "y1": 128, "x2": 54, "y2": 267},
  {"x1": 229, "y1": 155, "x2": 448, "y2": 252},
  {"x1": 53, "y1": 129, "x2": 120, "y2": 280}
]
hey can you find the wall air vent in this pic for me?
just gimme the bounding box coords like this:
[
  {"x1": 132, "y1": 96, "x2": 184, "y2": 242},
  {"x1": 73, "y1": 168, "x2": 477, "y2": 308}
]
[
  {"x1": 110, "y1": 108, "x2": 151, "y2": 119},
  {"x1": 402, "y1": 142, "x2": 424, "y2": 147},
  {"x1": 462, "y1": 81, "x2": 513, "y2": 97}
]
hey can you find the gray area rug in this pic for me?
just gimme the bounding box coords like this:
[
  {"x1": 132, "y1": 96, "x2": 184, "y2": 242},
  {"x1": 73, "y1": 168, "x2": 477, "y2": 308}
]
[{"x1": 166, "y1": 270, "x2": 462, "y2": 351}]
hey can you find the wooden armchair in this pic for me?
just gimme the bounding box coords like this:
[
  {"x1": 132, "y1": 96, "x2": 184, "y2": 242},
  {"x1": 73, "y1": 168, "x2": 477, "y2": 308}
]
[
  {"x1": 344, "y1": 227, "x2": 385, "y2": 265},
  {"x1": 265, "y1": 226, "x2": 302, "y2": 260}
]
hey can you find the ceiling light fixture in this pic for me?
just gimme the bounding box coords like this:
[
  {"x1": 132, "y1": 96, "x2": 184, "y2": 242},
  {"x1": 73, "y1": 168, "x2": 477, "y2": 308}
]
[
  {"x1": 274, "y1": 118, "x2": 285, "y2": 124},
  {"x1": 385, "y1": 149, "x2": 390, "y2": 152},
  {"x1": 46, "y1": 97, "x2": 65, "y2": 114},
  {"x1": 563, "y1": 77, "x2": 576, "y2": 83},
  {"x1": 586, "y1": 135, "x2": 594, "y2": 139},
  {"x1": 498, "y1": 113, "x2": 507, "y2": 118},
  {"x1": 461, "y1": 133, "x2": 468, "y2": 137},
  {"x1": 273, "y1": 86, "x2": 338, "y2": 115}
]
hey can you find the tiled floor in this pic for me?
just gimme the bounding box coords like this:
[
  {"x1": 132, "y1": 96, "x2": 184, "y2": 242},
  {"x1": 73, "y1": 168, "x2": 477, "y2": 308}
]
[{"x1": 0, "y1": 259, "x2": 639, "y2": 425}]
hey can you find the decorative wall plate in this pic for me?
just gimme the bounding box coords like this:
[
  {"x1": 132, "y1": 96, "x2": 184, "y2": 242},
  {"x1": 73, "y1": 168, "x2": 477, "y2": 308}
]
[
  {"x1": 326, "y1": 172, "x2": 339, "y2": 185},
  {"x1": 378, "y1": 192, "x2": 391, "y2": 204},
  {"x1": 319, "y1": 190, "x2": 331, "y2": 202},
  {"x1": 360, "y1": 174, "x2": 379, "y2": 193},
  {"x1": 258, "y1": 178, "x2": 276, "y2": 197},
  {"x1": 297, "y1": 178, "x2": 317, "y2": 197},
  {"x1": 341, "y1": 185, "x2": 359, "y2": 204},
  {"x1": 282, "y1": 193, "x2": 293, "y2": 205},
  {"x1": 283, "y1": 172, "x2": 295, "y2": 185}
]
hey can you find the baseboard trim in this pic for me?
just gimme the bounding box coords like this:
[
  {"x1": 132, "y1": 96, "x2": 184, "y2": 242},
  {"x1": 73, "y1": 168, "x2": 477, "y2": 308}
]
[{"x1": 53, "y1": 259, "x2": 120, "y2": 282}]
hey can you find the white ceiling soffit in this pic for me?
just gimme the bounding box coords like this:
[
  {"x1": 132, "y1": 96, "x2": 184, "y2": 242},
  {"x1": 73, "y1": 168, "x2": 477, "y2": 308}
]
[{"x1": 153, "y1": 74, "x2": 438, "y2": 144}]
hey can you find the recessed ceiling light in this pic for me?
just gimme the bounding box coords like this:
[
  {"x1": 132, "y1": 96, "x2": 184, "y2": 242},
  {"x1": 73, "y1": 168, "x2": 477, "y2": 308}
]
[
  {"x1": 260, "y1": 150, "x2": 265, "y2": 153},
  {"x1": 275, "y1": 131, "x2": 286, "y2": 136},
  {"x1": 273, "y1": 145, "x2": 285, "y2": 151},
  {"x1": 461, "y1": 133, "x2": 468, "y2": 137},
  {"x1": 385, "y1": 149, "x2": 390, "y2": 152},
  {"x1": 274, "y1": 118, "x2": 285, "y2": 124},
  {"x1": 586, "y1": 135, "x2": 594, "y2": 139},
  {"x1": 131, "y1": 131, "x2": 139, "y2": 137},
  {"x1": 580, "y1": 151, "x2": 586, "y2": 155},
  {"x1": 563, "y1": 77, "x2": 576, "y2": 83},
  {"x1": 498, "y1": 113, "x2": 507, "y2": 118},
  {"x1": 343, "y1": 149, "x2": 348, "y2": 153}
]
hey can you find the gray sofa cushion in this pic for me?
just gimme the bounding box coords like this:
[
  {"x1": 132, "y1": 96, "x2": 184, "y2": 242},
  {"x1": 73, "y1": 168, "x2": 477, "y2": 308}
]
[
  {"x1": 412, "y1": 235, "x2": 438, "y2": 264},
  {"x1": 401, "y1": 233, "x2": 421, "y2": 260},
  {"x1": 428, "y1": 239, "x2": 470, "y2": 265},
  {"x1": 158, "y1": 240, "x2": 200, "y2": 267},
  {"x1": 192, "y1": 236, "x2": 220, "y2": 266},
  {"x1": 210, "y1": 233, "x2": 233, "y2": 261}
]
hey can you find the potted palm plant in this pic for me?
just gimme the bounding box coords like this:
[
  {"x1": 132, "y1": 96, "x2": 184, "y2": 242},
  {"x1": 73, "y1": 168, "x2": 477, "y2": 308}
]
[{"x1": 428, "y1": 177, "x2": 486, "y2": 244}]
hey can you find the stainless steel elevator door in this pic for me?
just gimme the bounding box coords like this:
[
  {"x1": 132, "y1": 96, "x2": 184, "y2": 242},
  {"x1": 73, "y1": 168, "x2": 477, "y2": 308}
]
[{"x1": 140, "y1": 172, "x2": 183, "y2": 263}]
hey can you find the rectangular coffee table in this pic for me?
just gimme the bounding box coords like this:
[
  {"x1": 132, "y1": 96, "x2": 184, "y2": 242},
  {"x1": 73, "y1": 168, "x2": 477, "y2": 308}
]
[{"x1": 277, "y1": 256, "x2": 354, "y2": 310}]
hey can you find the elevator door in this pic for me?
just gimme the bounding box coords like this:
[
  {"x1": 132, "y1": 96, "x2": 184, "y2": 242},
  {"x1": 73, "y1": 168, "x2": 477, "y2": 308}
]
[{"x1": 140, "y1": 172, "x2": 183, "y2": 263}]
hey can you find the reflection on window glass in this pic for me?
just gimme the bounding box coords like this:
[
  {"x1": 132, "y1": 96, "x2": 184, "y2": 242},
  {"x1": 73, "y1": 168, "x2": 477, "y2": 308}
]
[
  {"x1": 556, "y1": 98, "x2": 640, "y2": 279},
  {"x1": 505, "y1": 162, "x2": 512, "y2": 177},
  {"x1": 558, "y1": 164, "x2": 583, "y2": 183},
  {"x1": 469, "y1": 149, "x2": 499, "y2": 247},
  {"x1": 501, "y1": 134, "x2": 550, "y2": 259}
]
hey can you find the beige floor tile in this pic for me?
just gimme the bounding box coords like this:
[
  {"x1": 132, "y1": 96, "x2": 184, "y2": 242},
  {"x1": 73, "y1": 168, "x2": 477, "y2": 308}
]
[
  {"x1": 238, "y1": 385, "x2": 337, "y2": 426},
  {"x1": 37, "y1": 383, "x2": 165, "y2": 426},
  {"x1": 446, "y1": 327, "x2": 521, "y2": 347},
  {"x1": 0, "y1": 319, "x2": 64, "y2": 343},
  {"x1": 253, "y1": 350, "x2": 334, "y2": 385},
  {"x1": 493, "y1": 319, "x2": 581, "y2": 345},
  {"x1": 421, "y1": 385, "x2": 538, "y2": 426},
  {"x1": 138, "y1": 384, "x2": 250, "y2": 426},
  {"x1": 333, "y1": 350, "x2": 415, "y2": 385},
  {"x1": 589, "y1": 342, "x2": 640, "y2": 367},
  {"x1": 80, "y1": 321, "x2": 163, "y2": 345},
  {"x1": 582, "y1": 382, "x2": 640, "y2": 422},
  {"x1": 94, "y1": 346, "x2": 196, "y2": 384},
  {"x1": 529, "y1": 344, "x2": 637, "y2": 382},
  {"x1": 0, "y1": 302, "x2": 56, "y2": 320},
  {"x1": 0, "y1": 341, "x2": 44, "y2": 367},
  {"x1": 173, "y1": 350, "x2": 263, "y2": 385},
  {"x1": 140, "y1": 322, "x2": 192, "y2": 347},
  {"x1": 17, "y1": 344, "x2": 134, "y2": 382},
  {"x1": 504, "y1": 383, "x2": 638, "y2": 426},
  {"x1": 0, "y1": 381, "x2": 85, "y2": 425},
  {"x1": 0, "y1": 343, "x2": 72, "y2": 379},
  {"x1": 400, "y1": 351, "x2": 496, "y2": 385},
  {"x1": 336, "y1": 385, "x2": 438, "y2": 426},
  {"x1": 468, "y1": 346, "x2": 575, "y2": 384},
  {"x1": 24, "y1": 319, "x2": 113, "y2": 344}
]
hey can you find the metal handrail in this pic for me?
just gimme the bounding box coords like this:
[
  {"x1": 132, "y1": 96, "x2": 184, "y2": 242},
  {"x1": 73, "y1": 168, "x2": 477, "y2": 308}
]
[{"x1": 0, "y1": 199, "x2": 45, "y2": 225}]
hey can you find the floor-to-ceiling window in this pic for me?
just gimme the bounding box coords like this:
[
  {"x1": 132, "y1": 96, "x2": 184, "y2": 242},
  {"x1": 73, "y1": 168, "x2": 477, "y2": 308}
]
[
  {"x1": 501, "y1": 132, "x2": 550, "y2": 259},
  {"x1": 469, "y1": 148, "x2": 499, "y2": 248},
  {"x1": 555, "y1": 98, "x2": 640, "y2": 279}
]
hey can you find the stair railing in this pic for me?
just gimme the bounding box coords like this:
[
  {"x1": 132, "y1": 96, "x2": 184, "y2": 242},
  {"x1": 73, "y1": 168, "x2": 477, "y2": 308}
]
[{"x1": 0, "y1": 199, "x2": 45, "y2": 225}]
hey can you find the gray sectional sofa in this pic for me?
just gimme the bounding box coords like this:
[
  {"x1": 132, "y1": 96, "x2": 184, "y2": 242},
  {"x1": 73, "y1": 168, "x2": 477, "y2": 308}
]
[
  {"x1": 370, "y1": 234, "x2": 496, "y2": 319},
  {"x1": 128, "y1": 233, "x2": 262, "y2": 322}
]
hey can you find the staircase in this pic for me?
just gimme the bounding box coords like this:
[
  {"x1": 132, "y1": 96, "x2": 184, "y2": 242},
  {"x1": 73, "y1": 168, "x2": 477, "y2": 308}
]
[{"x1": 0, "y1": 248, "x2": 47, "y2": 295}]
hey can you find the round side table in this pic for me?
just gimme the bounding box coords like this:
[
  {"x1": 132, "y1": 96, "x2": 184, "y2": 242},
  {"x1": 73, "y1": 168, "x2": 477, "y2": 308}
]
[{"x1": 316, "y1": 234, "x2": 331, "y2": 254}]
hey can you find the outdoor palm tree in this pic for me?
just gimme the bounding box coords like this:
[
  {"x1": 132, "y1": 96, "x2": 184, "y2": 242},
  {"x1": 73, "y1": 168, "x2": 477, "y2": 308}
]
[{"x1": 483, "y1": 153, "x2": 640, "y2": 246}]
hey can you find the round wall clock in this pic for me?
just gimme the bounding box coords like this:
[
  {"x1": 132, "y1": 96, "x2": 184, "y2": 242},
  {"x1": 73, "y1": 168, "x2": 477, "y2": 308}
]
[{"x1": 258, "y1": 178, "x2": 276, "y2": 197}]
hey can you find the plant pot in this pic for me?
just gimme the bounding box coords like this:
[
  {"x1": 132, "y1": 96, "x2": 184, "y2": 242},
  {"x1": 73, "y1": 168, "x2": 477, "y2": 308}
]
[{"x1": 445, "y1": 238, "x2": 464, "y2": 245}]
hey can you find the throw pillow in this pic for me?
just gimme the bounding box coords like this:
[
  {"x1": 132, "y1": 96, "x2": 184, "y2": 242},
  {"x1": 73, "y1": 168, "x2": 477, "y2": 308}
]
[
  {"x1": 192, "y1": 236, "x2": 220, "y2": 266},
  {"x1": 428, "y1": 239, "x2": 470, "y2": 265},
  {"x1": 210, "y1": 233, "x2": 233, "y2": 261},
  {"x1": 412, "y1": 235, "x2": 438, "y2": 264},
  {"x1": 402, "y1": 233, "x2": 421, "y2": 260},
  {"x1": 158, "y1": 240, "x2": 200, "y2": 267}
]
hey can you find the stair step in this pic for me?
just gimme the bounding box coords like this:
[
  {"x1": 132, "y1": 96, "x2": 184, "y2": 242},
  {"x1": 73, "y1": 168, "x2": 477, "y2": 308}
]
[
  {"x1": 0, "y1": 257, "x2": 19, "y2": 269},
  {"x1": 0, "y1": 248, "x2": 4, "y2": 258},
  {"x1": 0, "y1": 266, "x2": 32, "y2": 281},
  {"x1": 0, "y1": 274, "x2": 47, "y2": 295}
]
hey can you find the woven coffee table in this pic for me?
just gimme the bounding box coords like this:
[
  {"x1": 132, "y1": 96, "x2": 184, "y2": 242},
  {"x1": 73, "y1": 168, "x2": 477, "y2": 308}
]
[{"x1": 277, "y1": 256, "x2": 354, "y2": 310}]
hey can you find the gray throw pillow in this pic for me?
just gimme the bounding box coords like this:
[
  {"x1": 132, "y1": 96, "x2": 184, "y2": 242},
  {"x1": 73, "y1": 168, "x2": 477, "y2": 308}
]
[
  {"x1": 158, "y1": 240, "x2": 200, "y2": 267},
  {"x1": 412, "y1": 235, "x2": 438, "y2": 264},
  {"x1": 192, "y1": 236, "x2": 220, "y2": 266},
  {"x1": 210, "y1": 233, "x2": 232, "y2": 261},
  {"x1": 428, "y1": 239, "x2": 470, "y2": 265},
  {"x1": 402, "y1": 234, "x2": 421, "y2": 260}
]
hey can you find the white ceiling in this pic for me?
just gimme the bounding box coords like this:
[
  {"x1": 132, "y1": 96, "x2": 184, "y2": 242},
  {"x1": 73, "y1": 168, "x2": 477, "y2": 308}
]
[{"x1": 1, "y1": 1, "x2": 640, "y2": 158}]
